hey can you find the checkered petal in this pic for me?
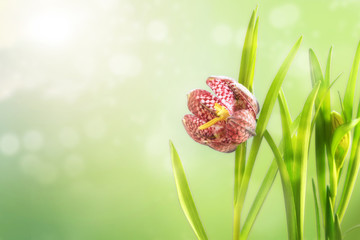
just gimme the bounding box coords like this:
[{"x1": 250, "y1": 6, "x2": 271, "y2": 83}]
[
  {"x1": 183, "y1": 76, "x2": 259, "y2": 153},
  {"x1": 227, "y1": 80, "x2": 259, "y2": 117},
  {"x1": 183, "y1": 114, "x2": 237, "y2": 153},
  {"x1": 187, "y1": 89, "x2": 224, "y2": 121},
  {"x1": 226, "y1": 109, "x2": 256, "y2": 144},
  {"x1": 206, "y1": 76, "x2": 236, "y2": 113},
  {"x1": 207, "y1": 141, "x2": 239, "y2": 153},
  {"x1": 207, "y1": 76, "x2": 259, "y2": 118},
  {"x1": 182, "y1": 114, "x2": 226, "y2": 144}
]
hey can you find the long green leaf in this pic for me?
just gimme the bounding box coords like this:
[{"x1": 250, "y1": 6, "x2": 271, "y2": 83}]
[
  {"x1": 235, "y1": 37, "x2": 303, "y2": 219},
  {"x1": 309, "y1": 49, "x2": 324, "y2": 87},
  {"x1": 312, "y1": 179, "x2": 321, "y2": 240},
  {"x1": 293, "y1": 82, "x2": 320, "y2": 239},
  {"x1": 337, "y1": 96, "x2": 360, "y2": 221},
  {"x1": 323, "y1": 48, "x2": 334, "y2": 189},
  {"x1": 278, "y1": 89, "x2": 294, "y2": 177},
  {"x1": 309, "y1": 48, "x2": 327, "y2": 225},
  {"x1": 234, "y1": 8, "x2": 258, "y2": 239},
  {"x1": 264, "y1": 130, "x2": 298, "y2": 240},
  {"x1": 343, "y1": 41, "x2": 360, "y2": 122},
  {"x1": 169, "y1": 141, "x2": 208, "y2": 240},
  {"x1": 325, "y1": 187, "x2": 335, "y2": 240},
  {"x1": 238, "y1": 7, "x2": 258, "y2": 90},
  {"x1": 256, "y1": 36, "x2": 303, "y2": 143},
  {"x1": 323, "y1": 47, "x2": 332, "y2": 133},
  {"x1": 246, "y1": 17, "x2": 259, "y2": 93},
  {"x1": 343, "y1": 224, "x2": 360, "y2": 238},
  {"x1": 310, "y1": 74, "x2": 339, "y2": 136},
  {"x1": 240, "y1": 116, "x2": 300, "y2": 239},
  {"x1": 309, "y1": 77, "x2": 337, "y2": 213},
  {"x1": 334, "y1": 215, "x2": 342, "y2": 240},
  {"x1": 240, "y1": 160, "x2": 278, "y2": 239},
  {"x1": 325, "y1": 188, "x2": 342, "y2": 240}
]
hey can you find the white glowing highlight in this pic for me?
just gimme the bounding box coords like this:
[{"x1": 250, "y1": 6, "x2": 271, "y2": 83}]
[{"x1": 26, "y1": 11, "x2": 74, "y2": 46}]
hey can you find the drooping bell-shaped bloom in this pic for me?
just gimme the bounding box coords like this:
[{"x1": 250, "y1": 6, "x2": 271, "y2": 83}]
[{"x1": 182, "y1": 76, "x2": 259, "y2": 153}]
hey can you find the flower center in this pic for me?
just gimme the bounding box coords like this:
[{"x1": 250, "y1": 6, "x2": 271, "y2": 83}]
[{"x1": 198, "y1": 103, "x2": 230, "y2": 130}]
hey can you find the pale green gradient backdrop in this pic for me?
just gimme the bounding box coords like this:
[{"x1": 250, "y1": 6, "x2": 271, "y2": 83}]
[{"x1": 0, "y1": 0, "x2": 360, "y2": 239}]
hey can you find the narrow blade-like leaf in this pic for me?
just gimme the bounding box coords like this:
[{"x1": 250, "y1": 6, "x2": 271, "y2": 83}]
[
  {"x1": 337, "y1": 91, "x2": 360, "y2": 221},
  {"x1": 293, "y1": 82, "x2": 320, "y2": 239},
  {"x1": 323, "y1": 47, "x2": 332, "y2": 126},
  {"x1": 264, "y1": 130, "x2": 298, "y2": 240},
  {"x1": 325, "y1": 188, "x2": 342, "y2": 239},
  {"x1": 240, "y1": 116, "x2": 300, "y2": 239},
  {"x1": 312, "y1": 179, "x2": 321, "y2": 240},
  {"x1": 334, "y1": 215, "x2": 342, "y2": 240},
  {"x1": 169, "y1": 141, "x2": 208, "y2": 240},
  {"x1": 325, "y1": 187, "x2": 335, "y2": 240},
  {"x1": 238, "y1": 7, "x2": 258, "y2": 90},
  {"x1": 343, "y1": 41, "x2": 360, "y2": 122},
  {"x1": 256, "y1": 36, "x2": 303, "y2": 140},
  {"x1": 309, "y1": 48, "x2": 328, "y2": 223},
  {"x1": 235, "y1": 36, "x2": 303, "y2": 220},
  {"x1": 309, "y1": 49, "x2": 324, "y2": 87},
  {"x1": 246, "y1": 17, "x2": 259, "y2": 92},
  {"x1": 234, "y1": 8, "x2": 258, "y2": 239},
  {"x1": 278, "y1": 89, "x2": 294, "y2": 176}
]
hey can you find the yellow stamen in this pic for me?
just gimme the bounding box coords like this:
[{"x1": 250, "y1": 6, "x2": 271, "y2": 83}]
[{"x1": 198, "y1": 103, "x2": 230, "y2": 130}]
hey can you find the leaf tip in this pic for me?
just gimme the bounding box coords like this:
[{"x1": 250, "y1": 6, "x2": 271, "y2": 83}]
[
  {"x1": 309, "y1": 48, "x2": 315, "y2": 57},
  {"x1": 298, "y1": 35, "x2": 303, "y2": 43}
]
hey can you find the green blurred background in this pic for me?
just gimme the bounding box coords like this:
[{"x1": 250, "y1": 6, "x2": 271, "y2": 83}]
[{"x1": 0, "y1": 0, "x2": 360, "y2": 239}]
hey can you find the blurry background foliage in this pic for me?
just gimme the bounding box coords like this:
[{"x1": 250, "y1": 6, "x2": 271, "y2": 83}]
[{"x1": 0, "y1": 0, "x2": 360, "y2": 239}]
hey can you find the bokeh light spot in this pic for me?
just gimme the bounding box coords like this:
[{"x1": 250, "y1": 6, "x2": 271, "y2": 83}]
[
  {"x1": 269, "y1": 4, "x2": 300, "y2": 29},
  {"x1": 0, "y1": 133, "x2": 20, "y2": 156},
  {"x1": 23, "y1": 130, "x2": 44, "y2": 152},
  {"x1": 58, "y1": 127, "x2": 80, "y2": 149},
  {"x1": 211, "y1": 24, "x2": 232, "y2": 46},
  {"x1": 147, "y1": 20, "x2": 168, "y2": 42},
  {"x1": 235, "y1": 28, "x2": 246, "y2": 48},
  {"x1": 109, "y1": 54, "x2": 142, "y2": 77},
  {"x1": 84, "y1": 117, "x2": 107, "y2": 140}
]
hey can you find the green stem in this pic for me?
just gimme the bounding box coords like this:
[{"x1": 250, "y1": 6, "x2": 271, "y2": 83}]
[
  {"x1": 233, "y1": 205, "x2": 241, "y2": 240},
  {"x1": 240, "y1": 160, "x2": 278, "y2": 239},
  {"x1": 233, "y1": 143, "x2": 247, "y2": 240},
  {"x1": 234, "y1": 136, "x2": 263, "y2": 235},
  {"x1": 264, "y1": 131, "x2": 298, "y2": 240},
  {"x1": 234, "y1": 143, "x2": 247, "y2": 204}
]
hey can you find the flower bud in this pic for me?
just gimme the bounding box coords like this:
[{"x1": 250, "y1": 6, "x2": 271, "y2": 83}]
[{"x1": 330, "y1": 111, "x2": 350, "y2": 171}]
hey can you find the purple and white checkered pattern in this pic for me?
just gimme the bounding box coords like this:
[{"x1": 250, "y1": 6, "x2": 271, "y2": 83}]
[{"x1": 183, "y1": 76, "x2": 259, "y2": 153}]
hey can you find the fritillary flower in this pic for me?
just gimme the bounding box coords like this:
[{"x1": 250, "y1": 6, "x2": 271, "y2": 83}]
[{"x1": 182, "y1": 76, "x2": 259, "y2": 153}]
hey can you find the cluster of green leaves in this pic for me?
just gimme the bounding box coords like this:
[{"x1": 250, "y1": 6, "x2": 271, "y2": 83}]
[
  {"x1": 169, "y1": 7, "x2": 304, "y2": 240},
  {"x1": 168, "y1": 7, "x2": 360, "y2": 240},
  {"x1": 309, "y1": 42, "x2": 360, "y2": 240},
  {"x1": 264, "y1": 62, "x2": 321, "y2": 240},
  {"x1": 233, "y1": 7, "x2": 303, "y2": 240}
]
